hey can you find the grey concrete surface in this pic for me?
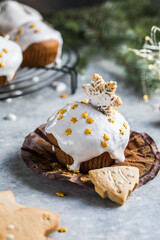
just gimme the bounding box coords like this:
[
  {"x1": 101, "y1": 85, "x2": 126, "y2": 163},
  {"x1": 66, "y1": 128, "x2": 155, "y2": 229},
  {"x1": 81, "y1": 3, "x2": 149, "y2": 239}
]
[{"x1": 0, "y1": 58, "x2": 160, "y2": 240}]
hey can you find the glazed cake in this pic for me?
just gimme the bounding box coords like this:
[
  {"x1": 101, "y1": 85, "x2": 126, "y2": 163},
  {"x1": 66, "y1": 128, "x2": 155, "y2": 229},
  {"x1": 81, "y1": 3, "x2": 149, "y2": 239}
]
[
  {"x1": 0, "y1": 36, "x2": 22, "y2": 86},
  {"x1": 45, "y1": 74, "x2": 130, "y2": 173},
  {"x1": 9, "y1": 21, "x2": 63, "y2": 67},
  {"x1": 0, "y1": 0, "x2": 42, "y2": 35}
]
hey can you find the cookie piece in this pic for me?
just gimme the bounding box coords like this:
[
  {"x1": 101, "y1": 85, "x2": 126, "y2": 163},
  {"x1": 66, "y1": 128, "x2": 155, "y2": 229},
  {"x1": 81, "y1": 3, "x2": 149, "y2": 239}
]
[
  {"x1": 89, "y1": 166, "x2": 139, "y2": 205},
  {"x1": 0, "y1": 191, "x2": 60, "y2": 240}
]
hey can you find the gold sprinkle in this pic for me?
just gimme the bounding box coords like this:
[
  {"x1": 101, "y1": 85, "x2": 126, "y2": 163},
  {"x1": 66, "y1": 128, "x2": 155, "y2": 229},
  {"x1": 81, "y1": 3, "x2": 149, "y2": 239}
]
[
  {"x1": 30, "y1": 24, "x2": 36, "y2": 28},
  {"x1": 34, "y1": 29, "x2": 40, "y2": 33},
  {"x1": 120, "y1": 128, "x2": 125, "y2": 135},
  {"x1": 57, "y1": 109, "x2": 67, "y2": 114},
  {"x1": 58, "y1": 227, "x2": 67, "y2": 232},
  {"x1": 18, "y1": 28, "x2": 24, "y2": 35},
  {"x1": 80, "y1": 99, "x2": 88, "y2": 104},
  {"x1": 0, "y1": 53, "x2": 3, "y2": 57},
  {"x1": 73, "y1": 170, "x2": 80, "y2": 173},
  {"x1": 71, "y1": 104, "x2": 78, "y2": 109},
  {"x1": 57, "y1": 115, "x2": 63, "y2": 120},
  {"x1": 3, "y1": 48, "x2": 8, "y2": 53},
  {"x1": 66, "y1": 164, "x2": 71, "y2": 171},
  {"x1": 60, "y1": 93, "x2": 68, "y2": 98},
  {"x1": 86, "y1": 117, "x2": 94, "y2": 124},
  {"x1": 70, "y1": 117, "x2": 78, "y2": 124},
  {"x1": 66, "y1": 102, "x2": 71, "y2": 105},
  {"x1": 123, "y1": 122, "x2": 127, "y2": 129},
  {"x1": 0, "y1": 61, "x2": 5, "y2": 67},
  {"x1": 113, "y1": 108, "x2": 120, "y2": 113},
  {"x1": 13, "y1": 36, "x2": 19, "y2": 41},
  {"x1": 85, "y1": 128, "x2": 92, "y2": 135},
  {"x1": 108, "y1": 118, "x2": 115, "y2": 123},
  {"x1": 101, "y1": 141, "x2": 108, "y2": 148},
  {"x1": 56, "y1": 192, "x2": 65, "y2": 197},
  {"x1": 103, "y1": 133, "x2": 110, "y2": 141},
  {"x1": 82, "y1": 112, "x2": 89, "y2": 119},
  {"x1": 65, "y1": 128, "x2": 72, "y2": 136}
]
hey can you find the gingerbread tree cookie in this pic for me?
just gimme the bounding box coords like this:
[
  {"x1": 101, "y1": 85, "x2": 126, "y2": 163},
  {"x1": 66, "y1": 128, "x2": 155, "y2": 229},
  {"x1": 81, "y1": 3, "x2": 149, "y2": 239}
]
[
  {"x1": 89, "y1": 166, "x2": 139, "y2": 205},
  {"x1": 0, "y1": 191, "x2": 60, "y2": 240},
  {"x1": 82, "y1": 74, "x2": 122, "y2": 115}
]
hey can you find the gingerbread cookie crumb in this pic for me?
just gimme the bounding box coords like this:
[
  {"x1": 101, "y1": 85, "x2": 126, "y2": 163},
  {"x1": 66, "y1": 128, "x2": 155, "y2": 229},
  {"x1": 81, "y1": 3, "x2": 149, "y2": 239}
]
[
  {"x1": 60, "y1": 93, "x2": 68, "y2": 98},
  {"x1": 56, "y1": 192, "x2": 65, "y2": 197},
  {"x1": 58, "y1": 227, "x2": 67, "y2": 232}
]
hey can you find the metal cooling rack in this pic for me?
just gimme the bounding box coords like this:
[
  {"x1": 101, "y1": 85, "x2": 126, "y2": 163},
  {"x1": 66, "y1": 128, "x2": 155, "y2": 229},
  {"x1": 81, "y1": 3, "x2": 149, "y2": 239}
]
[{"x1": 0, "y1": 45, "x2": 79, "y2": 100}]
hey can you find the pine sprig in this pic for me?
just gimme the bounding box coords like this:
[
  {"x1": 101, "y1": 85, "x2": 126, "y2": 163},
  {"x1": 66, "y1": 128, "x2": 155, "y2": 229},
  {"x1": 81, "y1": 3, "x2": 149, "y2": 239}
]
[{"x1": 45, "y1": 0, "x2": 160, "y2": 95}]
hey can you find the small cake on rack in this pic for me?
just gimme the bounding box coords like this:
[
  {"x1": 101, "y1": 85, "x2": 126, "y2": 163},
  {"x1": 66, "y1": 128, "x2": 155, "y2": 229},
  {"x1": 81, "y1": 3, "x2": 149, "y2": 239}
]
[
  {"x1": 45, "y1": 74, "x2": 130, "y2": 173},
  {"x1": 9, "y1": 21, "x2": 63, "y2": 67},
  {"x1": 0, "y1": 36, "x2": 22, "y2": 87},
  {"x1": 0, "y1": 0, "x2": 42, "y2": 35}
]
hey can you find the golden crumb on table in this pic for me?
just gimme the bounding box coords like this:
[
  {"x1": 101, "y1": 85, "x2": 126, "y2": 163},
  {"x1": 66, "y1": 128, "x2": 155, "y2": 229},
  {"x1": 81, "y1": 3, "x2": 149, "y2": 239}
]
[
  {"x1": 56, "y1": 192, "x2": 65, "y2": 197},
  {"x1": 60, "y1": 93, "x2": 68, "y2": 98},
  {"x1": 73, "y1": 170, "x2": 80, "y2": 173},
  {"x1": 58, "y1": 227, "x2": 67, "y2": 232}
]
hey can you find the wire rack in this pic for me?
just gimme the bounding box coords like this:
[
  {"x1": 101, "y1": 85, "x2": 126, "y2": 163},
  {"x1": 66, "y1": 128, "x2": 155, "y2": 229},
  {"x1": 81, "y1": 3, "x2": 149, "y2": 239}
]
[{"x1": 0, "y1": 44, "x2": 79, "y2": 101}]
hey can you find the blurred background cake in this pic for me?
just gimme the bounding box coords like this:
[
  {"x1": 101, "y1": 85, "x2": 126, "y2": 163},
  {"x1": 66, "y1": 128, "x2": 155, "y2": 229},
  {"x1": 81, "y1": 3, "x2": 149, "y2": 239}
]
[
  {"x1": 0, "y1": 36, "x2": 22, "y2": 87},
  {"x1": 9, "y1": 21, "x2": 63, "y2": 67},
  {"x1": 0, "y1": 1, "x2": 42, "y2": 35}
]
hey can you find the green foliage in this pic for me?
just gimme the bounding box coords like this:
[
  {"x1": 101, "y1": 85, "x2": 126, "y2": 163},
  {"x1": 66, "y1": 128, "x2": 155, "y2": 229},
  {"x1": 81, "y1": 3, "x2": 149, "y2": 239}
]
[{"x1": 45, "y1": 0, "x2": 160, "y2": 95}]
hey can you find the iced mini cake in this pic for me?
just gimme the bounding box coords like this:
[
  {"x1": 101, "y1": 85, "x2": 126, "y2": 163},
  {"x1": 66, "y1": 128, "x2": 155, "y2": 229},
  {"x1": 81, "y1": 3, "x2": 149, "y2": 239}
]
[
  {"x1": 45, "y1": 74, "x2": 130, "y2": 173},
  {"x1": 9, "y1": 21, "x2": 63, "y2": 67},
  {"x1": 0, "y1": 36, "x2": 22, "y2": 87},
  {"x1": 0, "y1": 0, "x2": 42, "y2": 35}
]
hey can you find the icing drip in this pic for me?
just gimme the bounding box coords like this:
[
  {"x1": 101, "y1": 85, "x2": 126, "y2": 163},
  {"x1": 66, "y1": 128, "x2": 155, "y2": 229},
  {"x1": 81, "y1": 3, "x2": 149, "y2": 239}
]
[
  {"x1": 0, "y1": 1, "x2": 42, "y2": 34},
  {"x1": 118, "y1": 168, "x2": 130, "y2": 183},
  {"x1": 7, "y1": 224, "x2": 15, "y2": 230},
  {"x1": 107, "y1": 170, "x2": 120, "y2": 192},
  {"x1": 128, "y1": 172, "x2": 134, "y2": 177},
  {"x1": 118, "y1": 180, "x2": 123, "y2": 185},
  {"x1": 9, "y1": 21, "x2": 63, "y2": 64},
  {"x1": 45, "y1": 101, "x2": 130, "y2": 171},
  {"x1": 0, "y1": 36, "x2": 22, "y2": 81},
  {"x1": 6, "y1": 234, "x2": 14, "y2": 239}
]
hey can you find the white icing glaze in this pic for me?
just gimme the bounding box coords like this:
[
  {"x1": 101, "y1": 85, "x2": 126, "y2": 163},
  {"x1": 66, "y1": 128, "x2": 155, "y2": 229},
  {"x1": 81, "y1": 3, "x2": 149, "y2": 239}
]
[
  {"x1": 107, "y1": 170, "x2": 115, "y2": 185},
  {"x1": 118, "y1": 180, "x2": 123, "y2": 185},
  {"x1": 128, "y1": 172, "x2": 134, "y2": 177},
  {"x1": 107, "y1": 169, "x2": 120, "y2": 192},
  {"x1": 112, "y1": 169, "x2": 118, "y2": 174},
  {"x1": 9, "y1": 21, "x2": 63, "y2": 64},
  {"x1": 126, "y1": 166, "x2": 131, "y2": 170},
  {"x1": 45, "y1": 101, "x2": 130, "y2": 170},
  {"x1": 118, "y1": 168, "x2": 130, "y2": 183},
  {"x1": 0, "y1": 36, "x2": 22, "y2": 81},
  {"x1": 7, "y1": 234, "x2": 14, "y2": 239},
  {"x1": 7, "y1": 224, "x2": 15, "y2": 230},
  {"x1": 0, "y1": 1, "x2": 42, "y2": 34}
]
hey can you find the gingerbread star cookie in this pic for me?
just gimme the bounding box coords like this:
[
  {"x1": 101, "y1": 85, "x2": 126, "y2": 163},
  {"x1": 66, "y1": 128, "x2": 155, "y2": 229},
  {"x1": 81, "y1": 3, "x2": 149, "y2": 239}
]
[
  {"x1": 0, "y1": 191, "x2": 60, "y2": 240},
  {"x1": 89, "y1": 166, "x2": 139, "y2": 205}
]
